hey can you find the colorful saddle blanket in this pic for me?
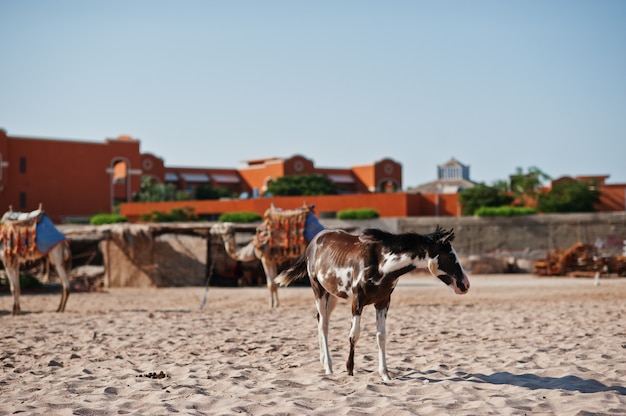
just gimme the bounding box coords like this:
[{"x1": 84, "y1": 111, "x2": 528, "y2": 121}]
[
  {"x1": 1, "y1": 209, "x2": 67, "y2": 259},
  {"x1": 256, "y1": 204, "x2": 324, "y2": 260}
]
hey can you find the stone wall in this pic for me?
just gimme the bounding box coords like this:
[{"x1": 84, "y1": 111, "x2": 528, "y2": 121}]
[
  {"x1": 66, "y1": 212, "x2": 626, "y2": 287},
  {"x1": 322, "y1": 212, "x2": 626, "y2": 274},
  {"x1": 323, "y1": 212, "x2": 626, "y2": 255}
]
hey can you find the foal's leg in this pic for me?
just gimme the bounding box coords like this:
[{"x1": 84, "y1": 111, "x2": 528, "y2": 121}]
[
  {"x1": 49, "y1": 245, "x2": 71, "y2": 312},
  {"x1": 346, "y1": 297, "x2": 364, "y2": 376},
  {"x1": 315, "y1": 292, "x2": 337, "y2": 374},
  {"x1": 375, "y1": 299, "x2": 391, "y2": 381}
]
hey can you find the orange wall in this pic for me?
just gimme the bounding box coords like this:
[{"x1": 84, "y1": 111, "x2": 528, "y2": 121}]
[
  {"x1": 414, "y1": 193, "x2": 461, "y2": 216},
  {"x1": 119, "y1": 192, "x2": 461, "y2": 222}
]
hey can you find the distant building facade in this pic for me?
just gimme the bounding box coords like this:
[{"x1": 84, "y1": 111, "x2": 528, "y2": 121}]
[
  {"x1": 0, "y1": 130, "x2": 402, "y2": 222},
  {"x1": 2, "y1": 130, "x2": 623, "y2": 223},
  {"x1": 153, "y1": 154, "x2": 403, "y2": 198}
]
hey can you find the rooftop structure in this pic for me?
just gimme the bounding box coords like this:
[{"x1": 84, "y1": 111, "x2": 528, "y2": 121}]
[{"x1": 408, "y1": 158, "x2": 476, "y2": 194}]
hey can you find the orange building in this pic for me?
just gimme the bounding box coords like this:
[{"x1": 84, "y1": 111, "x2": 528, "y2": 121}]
[
  {"x1": 0, "y1": 130, "x2": 404, "y2": 222},
  {"x1": 154, "y1": 154, "x2": 403, "y2": 198},
  {"x1": 0, "y1": 130, "x2": 144, "y2": 222}
]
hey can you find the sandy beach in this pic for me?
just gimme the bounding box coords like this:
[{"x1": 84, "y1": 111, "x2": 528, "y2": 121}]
[{"x1": 1, "y1": 274, "x2": 625, "y2": 415}]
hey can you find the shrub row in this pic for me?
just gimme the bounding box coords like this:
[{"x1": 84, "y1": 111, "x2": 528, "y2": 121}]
[
  {"x1": 218, "y1": 212, "x2": 262, "y2": 223},
  {"x1": 89, "y1": 213, "x2": 128, "y2": 225},
  {"x1": 337, "y1": 208, "x2": 380, "y2": 220},
  {"x1": 139, "y1": 207, "x2": 198, "y2": 222},
  {"x1": 475, "y1": 206, "x2": 538, "y2": 217}
]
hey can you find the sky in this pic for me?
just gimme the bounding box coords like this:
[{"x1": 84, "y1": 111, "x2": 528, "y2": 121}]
[{"x1": 1, "y1": 1, "x2": 625, "y2": 188}]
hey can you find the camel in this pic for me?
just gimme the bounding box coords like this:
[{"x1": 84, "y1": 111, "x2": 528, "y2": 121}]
[
  {"x1": 210, "y1": 222, "x2": 282, "y2": 307},
  {"x1": 210, "y1": 205, "x2": 323, "y2": 308},
  {"x1": 0, "y1": 208, "x2": 71, "y2": 315}
]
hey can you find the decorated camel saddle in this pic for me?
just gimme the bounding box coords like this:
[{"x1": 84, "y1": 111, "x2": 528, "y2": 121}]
[
  {"x1": 256, "y1": 204, "x2": 324, "y2": 260},
  {"x1": 1, "y1": 207, "x2": 67, "y2": 262}
]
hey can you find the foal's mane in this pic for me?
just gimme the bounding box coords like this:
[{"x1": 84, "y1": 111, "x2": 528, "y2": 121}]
[
  {"x1": 429, "y1": 225, "x2": 455, "y2": 243},
  {"x1": 361, "y1": 226, "x2": 454, "y2": 253}
]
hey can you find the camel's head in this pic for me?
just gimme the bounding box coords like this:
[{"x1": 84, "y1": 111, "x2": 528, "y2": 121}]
[{"x1": 210, "y1": 222, "x2": 235, "y2": 239}]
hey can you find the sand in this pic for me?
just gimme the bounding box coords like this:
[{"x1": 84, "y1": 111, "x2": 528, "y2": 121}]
[{"x1": 1, "y1": 274, "x2": 625, "y2": 416}]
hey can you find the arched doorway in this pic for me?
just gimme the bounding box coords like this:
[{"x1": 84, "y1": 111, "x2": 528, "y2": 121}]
[
  {"x1": 377, "y1": 179, "x2": 399, "y2": 193},
  {"x1": 109, "y1": 158, "x2": 131, "y2": 212}
]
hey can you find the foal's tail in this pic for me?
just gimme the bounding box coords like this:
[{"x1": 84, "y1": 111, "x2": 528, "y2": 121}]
[{"x1": 275, "y1": 255, "x2": 308, "y2": 287}]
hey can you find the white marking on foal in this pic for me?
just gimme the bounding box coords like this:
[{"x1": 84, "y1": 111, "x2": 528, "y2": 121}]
[
  {"x1": 376, "y1": 307, "x2": 390, "y2": 381},
  {"x1": 427, "y1": 255, "x2": 442, "y2": 276},
  {"x1": 378, "y1": 252, "x2": 415, "y2": 279},
  {"x1": 349, "y1": 315, "x2": 361, "y2": 345},
  {"x1": 450, "y1": 247, "x2": 467, "y2": 276},
  {"x1": 334, "y1": 266, "x2": 353, "y2": 295},
  {"x1": 316, "y1": 296, "x2": 336, "y2": 374},
  {"x1": 317, "y1": 265, "x2": 352, "y2": 298}
]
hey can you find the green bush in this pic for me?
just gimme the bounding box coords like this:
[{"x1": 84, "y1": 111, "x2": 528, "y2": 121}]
[
  {"x1": 337, "y1": 208, "x2": 380, "y2": 220},
  {"x1": 537, "y1": 180, "x2": 600, "y2": 213},
  {"x1": 140, "y1": 207, "x2": 198, "y2": 222},
  {"x1": 170, "y1": 207, "x2": 198, "y2": 221},
  {"x1": 195, "y1": 185, "x2": 232, "y2": 200},
  {"x1": 218, "y1": 211, "x2": 262, "y2": 223},
  {"x1": 475, "y1": 206, "x2": 537, "y2": 217},
  {"x1": 140, "y1": 211, "x2": 166, "y2": 222},
  {"x1": 266, "y1": 174, "x2": 337, "y2": 196},
  {"x1": 89, "y1": 213, "x2": 128, "y2": 225},
  {"x1": 459, "y1": 183, "x2": 515, "y2": 216},
  {"x1": 134, "y1": 177, "x2": 191, "y2": 202}
]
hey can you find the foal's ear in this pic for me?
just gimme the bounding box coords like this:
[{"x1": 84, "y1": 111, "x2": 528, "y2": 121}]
[{"x1": 439, "y1": 228, "x2": 455, "y2": 244}]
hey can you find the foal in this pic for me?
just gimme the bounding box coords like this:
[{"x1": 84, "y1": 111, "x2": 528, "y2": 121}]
[{"x1": 276, "y1": 226, "x2": 470, "y2": 381}]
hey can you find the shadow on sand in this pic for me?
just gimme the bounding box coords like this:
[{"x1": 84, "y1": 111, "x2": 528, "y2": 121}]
[{"x1": 398, "y1": 370, "x2": 626, "y2": 395}]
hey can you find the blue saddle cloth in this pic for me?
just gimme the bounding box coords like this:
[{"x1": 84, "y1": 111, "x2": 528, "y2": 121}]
[
  {"x1": 304, "y1": 211, "x2": 324, "y2": 241},
  {"x1": 35, "y1": 214, "x2": 67, "y2": 254}
]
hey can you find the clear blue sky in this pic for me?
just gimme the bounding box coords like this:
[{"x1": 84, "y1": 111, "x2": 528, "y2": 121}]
[{"x1": 1, "y1": 0, "x2": 625, "y2": 188}]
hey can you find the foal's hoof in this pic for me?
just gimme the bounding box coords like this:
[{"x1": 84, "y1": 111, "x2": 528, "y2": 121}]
[{"x1": 379, "y1": 371, "x2": 392, "y2": 381}]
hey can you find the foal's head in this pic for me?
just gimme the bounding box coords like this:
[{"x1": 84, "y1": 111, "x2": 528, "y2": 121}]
[{"x1": 426, "y1": 227, "x2": 470, "y2": 295}]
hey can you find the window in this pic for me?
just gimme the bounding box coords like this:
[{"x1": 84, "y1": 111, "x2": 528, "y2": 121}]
[
  {"x1": 19, "y1": 192, "x2": 26, "y2": 209},
  {"x1": 19, "y1": 157, "x2": 26, "y2": 173}
]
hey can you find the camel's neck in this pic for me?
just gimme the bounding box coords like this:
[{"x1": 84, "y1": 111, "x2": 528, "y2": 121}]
[{"x1": 221, "y1": 232, "x2": 257, "y2": 262}]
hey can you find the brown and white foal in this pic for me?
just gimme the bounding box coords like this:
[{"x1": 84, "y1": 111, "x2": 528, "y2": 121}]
[{"x1": 276, "y1": 226, "x2": 470, "y2": 381}]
